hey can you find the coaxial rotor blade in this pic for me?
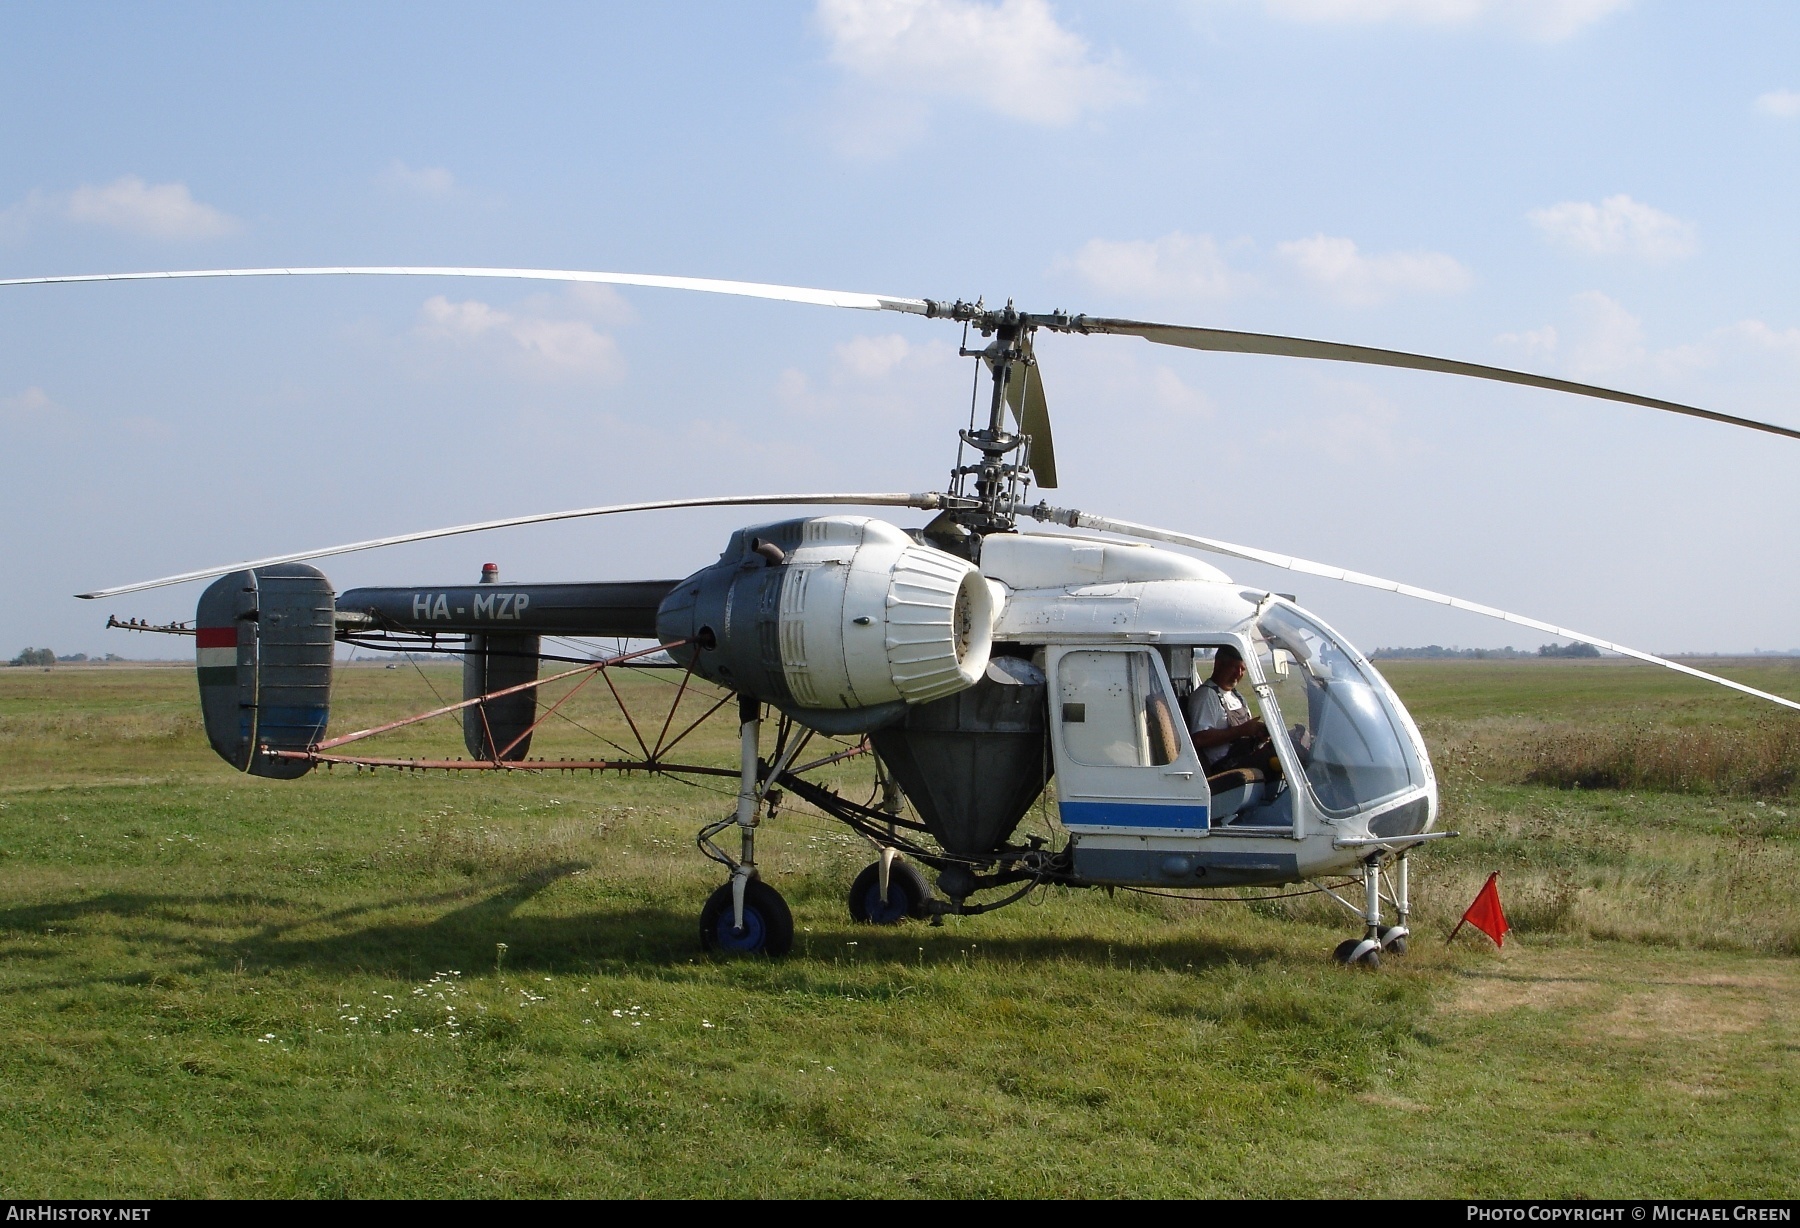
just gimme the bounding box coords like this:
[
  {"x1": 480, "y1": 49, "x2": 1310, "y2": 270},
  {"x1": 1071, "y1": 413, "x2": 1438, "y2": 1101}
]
[
  {"x1": 1074, "y1": 318, "x2": 1800, "y2": 442},
  {"x1": 1013, "y1": 353, "x2": 1058, "y2": 489},
  {"x1": 16, "y1": 266, "x2": 1790, "y2": 440},
  {"x1": 78, "y1": 491, "x2": 945, "y2": 600},
  {"x1": 992, "y1": 335, "x2": 1058, "y2": 489},
  {"x1": 0, "y1": 266, "x2": 933, "y2": 315},
  {"x1": 1019, "y1": 502, "x2": 1800, "y2": 713}
]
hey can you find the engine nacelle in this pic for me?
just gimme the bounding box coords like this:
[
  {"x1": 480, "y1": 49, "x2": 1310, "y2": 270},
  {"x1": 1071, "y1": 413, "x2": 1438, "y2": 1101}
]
[{"x1": 657, "y1": 517, "x2": 996, "y2": 731}]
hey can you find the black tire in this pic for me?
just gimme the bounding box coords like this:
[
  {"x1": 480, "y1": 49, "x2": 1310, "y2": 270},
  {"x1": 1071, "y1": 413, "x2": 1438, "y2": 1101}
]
[
  {"x1": 847, "y1": 859, "x2": 931, "y2": 924},
  {"x1": 1378, "y1": 926, "x2": 1409, "y2": 956},
  {"x1": 699, "y1": 879, "x2": 794, "y2": 956},
  {"x1": 1332, "y1": 938, "x2": 1381, "y2": 969}
]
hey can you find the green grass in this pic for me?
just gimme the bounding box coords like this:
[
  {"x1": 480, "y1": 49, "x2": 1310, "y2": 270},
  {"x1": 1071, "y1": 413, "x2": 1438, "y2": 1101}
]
[{"x1": 0, "y1": 660, "x2": 1795, "y2": 1197}]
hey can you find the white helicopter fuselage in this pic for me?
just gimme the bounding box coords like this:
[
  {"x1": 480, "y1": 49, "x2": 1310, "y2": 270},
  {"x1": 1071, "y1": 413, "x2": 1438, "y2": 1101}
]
[{"x1": 979, "y1": 530, "x2": 1440, "y2": 889}]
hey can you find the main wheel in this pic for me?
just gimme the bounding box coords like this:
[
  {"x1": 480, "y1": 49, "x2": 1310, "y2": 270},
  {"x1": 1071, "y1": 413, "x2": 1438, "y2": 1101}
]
[
  {"x1": 1378, "y1": 925, "x2": 1409, "y2": 956},
  {"x1": 699, "y1": 879, "x2": 794, "y2": 956},
  {"x1": 847, "y1": 859, "x2": 931, "y2": 924}
]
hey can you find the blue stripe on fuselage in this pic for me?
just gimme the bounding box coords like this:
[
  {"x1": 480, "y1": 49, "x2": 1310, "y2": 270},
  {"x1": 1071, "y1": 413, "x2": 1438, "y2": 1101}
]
[{"x1": 1059, "y1": 801, "x2": 1210, "y2": 830}]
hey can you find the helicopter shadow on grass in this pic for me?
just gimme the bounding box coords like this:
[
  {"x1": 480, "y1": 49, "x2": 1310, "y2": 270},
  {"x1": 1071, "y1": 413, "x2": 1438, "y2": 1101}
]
[
  {"x1": 0, "y1": 869, "x2": 590, "y2": 989},
  {"x1": 227, "y1": 877, "x2": 1305, "y2": 980},
  {"x1": 0, "y1": 862, "x2": 698, "y2": 987},
  {"x1": 0, "y1": 861, "x2": 1305, "y2": 987},
  {"x1": 793, "y1": 922, "x2": 1299, "y2": 975}
]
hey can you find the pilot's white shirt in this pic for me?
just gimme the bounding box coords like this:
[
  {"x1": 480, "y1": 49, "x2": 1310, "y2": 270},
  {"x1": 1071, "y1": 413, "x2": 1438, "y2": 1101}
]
[{"x1": 1190, "y1": 680, "x2": 1250, "y2": 767}]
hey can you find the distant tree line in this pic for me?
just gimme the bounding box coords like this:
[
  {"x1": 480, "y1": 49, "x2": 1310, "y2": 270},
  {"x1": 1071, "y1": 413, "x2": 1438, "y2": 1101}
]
[
  {"x1": 8, "y1": 650, "x2": 124, "y2": 666},
  {"x1": 1370, "y1": 645, "x2": 1528, "y2": 660},
  {"x1": 1371, "y1": 643, "x2": 1601, "y2": 660}
]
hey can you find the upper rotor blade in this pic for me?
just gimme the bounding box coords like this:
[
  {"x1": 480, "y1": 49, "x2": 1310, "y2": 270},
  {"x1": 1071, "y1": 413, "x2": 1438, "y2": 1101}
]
[
  {"x1": 1019, "y1": 502, "x2": 1800, "y2": 713},
  {"x1": 1080, "y1": 318, "x2": 1800, "y2": 442},
  {"x1": 1, "y1": 266, "x2": 932, "y2": 315},
  {"x1": 79, "y1": 492, "x2": 945, "y2": 600}
]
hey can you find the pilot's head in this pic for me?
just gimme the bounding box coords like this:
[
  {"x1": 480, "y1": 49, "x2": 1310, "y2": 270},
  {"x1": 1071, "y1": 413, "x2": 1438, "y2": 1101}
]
[{"x1": 1210, "y1": 644, "x2": 1247, "y2": 687}]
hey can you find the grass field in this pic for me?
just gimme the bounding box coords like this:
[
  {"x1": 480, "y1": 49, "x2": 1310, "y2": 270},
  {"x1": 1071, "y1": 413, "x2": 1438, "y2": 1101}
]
[{"x1": 0, "y1": 657, "x2": 1795, "y2": 1197}]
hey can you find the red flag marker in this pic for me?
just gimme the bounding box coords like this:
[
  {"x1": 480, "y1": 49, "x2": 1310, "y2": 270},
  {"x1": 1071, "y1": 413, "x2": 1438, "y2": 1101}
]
[{"x1": 1447, "y1": 872, "x2": 1511, "y2": 947}]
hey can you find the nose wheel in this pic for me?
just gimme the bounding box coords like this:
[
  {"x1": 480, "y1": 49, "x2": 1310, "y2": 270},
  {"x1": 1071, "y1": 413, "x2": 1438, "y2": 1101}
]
[
  {"x1": 847, "y1": 856, "x2": 932, "y2": 924},
  {"x1": 1330, "y1": 853, "x2": 1411, "y2": 969}
]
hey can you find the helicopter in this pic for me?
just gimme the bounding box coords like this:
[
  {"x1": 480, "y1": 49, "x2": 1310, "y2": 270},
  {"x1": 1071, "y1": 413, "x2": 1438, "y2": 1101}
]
[{"x1": 9, "y1": 264, "x2": 1799, "y2": 966}]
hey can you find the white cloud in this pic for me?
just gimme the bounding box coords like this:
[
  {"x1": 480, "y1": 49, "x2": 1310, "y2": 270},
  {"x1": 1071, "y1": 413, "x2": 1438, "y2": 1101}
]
[
  {"x1": 0, "y1": 386, "x2": 91, "y2": 449},
  {"x1": 1562, "y1": 291, "x2": 1645, "y2": 376},
  {"x1": 1495, "y1": 297, "x2": 1800, "y2": 436},
  {"x1": 380, "y1": 161, "x2": 456, "y2": 196},
  {"x1": 817, "y1": 0, "x2": 1139, "y2": 126},
  {"x1": 0, "y1": 386, "x2": 63, "y2": 424},
  {"x1": 1721, "y1": 318, "x2": 1800, "y2": 357},
  {"x1": 64, "y1": 175, "x2": 240, "y2": 240},
  {"x1": 514, "y1": 283, "x2": 637, "y2": 328},
  {"x1": 1755, "y1": 89, "x2": 1800, "y2": 119},
  {"x1": 1653, "y1": 318, "x2": 1800, "y2": 381},
  {"x1": 1498, "y1": 292, "x2": 1648, "y2": 378},
  {"x1": 1149, "y1": 366, "x2": 1215, "y2": 419},
  {"x1": 3, "y1": 177, "x2": 239, "y2": 242},
  {"x1": 1064, "y1": 232, "x2": 1247, "y2": 301},
  {"x1": 1262, "y1": 0, "x2": 1628, "y2": 41},
  {"x1": 1275, "y1": 233, "x2": 1472, "y2": 306},
  {"x1": 835, "y1": 333, "x2": 915, "y2": 379},
  {"x1": 1528, "y1": 194, "x2": 1695, "y2": 261},
  {"x1": 1497, "y1": 291, "x2": 1800, "y2": 378},
  {"x1": 1494, "y1": 324, "x2": 1558, "y2": 365},
  {"x1": 1260, "y1": 380, "x2": 1422, "y2": 463},
  {"x1": 775, "y1": 332, "x2": 959, "y2": 417},
  {"x1": 414, "y1": 295, "x2": 624, "y2": 380},
  {"x1": 0, "y1": 190, "x2": 52, "y2": 242}
]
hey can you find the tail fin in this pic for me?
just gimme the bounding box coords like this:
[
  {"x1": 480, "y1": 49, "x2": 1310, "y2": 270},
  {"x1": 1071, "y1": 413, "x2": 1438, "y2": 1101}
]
[{"x1": 196, "y1": 564, "x2": 333, "y2": 778}]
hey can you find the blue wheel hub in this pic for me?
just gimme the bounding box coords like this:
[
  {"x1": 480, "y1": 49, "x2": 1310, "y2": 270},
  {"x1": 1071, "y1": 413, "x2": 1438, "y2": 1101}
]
[
  {"x1": 714, "y1": 904, "x2": 768, "y2": 952},
  {"x1": 861, "y1": 879, "x2": 910, "y2": 924}
]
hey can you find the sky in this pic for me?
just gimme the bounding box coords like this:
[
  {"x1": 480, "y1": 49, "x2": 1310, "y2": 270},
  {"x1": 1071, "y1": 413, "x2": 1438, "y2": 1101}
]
[{"x1": 2, "y1": 0, "x2": 1796, "y2": 663}]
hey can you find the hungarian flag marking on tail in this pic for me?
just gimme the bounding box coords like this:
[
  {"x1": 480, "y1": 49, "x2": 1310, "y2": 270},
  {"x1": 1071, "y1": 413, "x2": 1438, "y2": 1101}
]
[
  {"x1": 1447, "y1": 872, "x2": 1511, "y2": 948},
  {"x1": 196, "y1": 626, "x2": 238, "y2": 688}
]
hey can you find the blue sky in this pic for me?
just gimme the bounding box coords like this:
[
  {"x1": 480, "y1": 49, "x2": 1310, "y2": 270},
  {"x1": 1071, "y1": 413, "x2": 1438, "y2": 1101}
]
[{"x1": 2, "y1": 0, "x2": 1796, "y2": 660}]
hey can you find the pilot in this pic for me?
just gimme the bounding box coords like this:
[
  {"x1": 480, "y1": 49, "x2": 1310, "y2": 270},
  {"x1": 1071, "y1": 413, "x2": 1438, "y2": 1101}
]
[{"x1": 1189, "y1": 645, "x2": 1281, "y2": 778}]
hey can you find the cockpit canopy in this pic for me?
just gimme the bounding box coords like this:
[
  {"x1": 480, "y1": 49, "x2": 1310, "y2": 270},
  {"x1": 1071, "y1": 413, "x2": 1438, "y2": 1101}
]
[{"x1": 1253, "y1": 603, "x2": 1423, "y2": 815}]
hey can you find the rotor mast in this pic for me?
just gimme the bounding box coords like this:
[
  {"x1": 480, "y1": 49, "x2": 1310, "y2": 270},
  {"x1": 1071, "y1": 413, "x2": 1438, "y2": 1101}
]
[{"x1": 933, "y1": 301, "x2": 1039, "y2": 546}]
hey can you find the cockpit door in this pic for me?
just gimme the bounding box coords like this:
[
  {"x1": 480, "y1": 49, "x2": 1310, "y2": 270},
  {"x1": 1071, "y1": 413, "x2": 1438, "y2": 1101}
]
[{"x1": 1047, "y1": 646, "x2": 1211, "y2": 833}]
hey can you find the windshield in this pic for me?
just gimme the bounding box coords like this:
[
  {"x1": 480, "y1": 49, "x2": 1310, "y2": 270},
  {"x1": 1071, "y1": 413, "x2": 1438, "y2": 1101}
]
[{"x1": 1254, "y1": 604, "x2": 1417, "y2": 813}]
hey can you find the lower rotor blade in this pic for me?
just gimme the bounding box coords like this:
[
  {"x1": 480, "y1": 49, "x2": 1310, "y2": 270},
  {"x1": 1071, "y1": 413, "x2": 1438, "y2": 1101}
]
[
  {"x1": 1078, "y1": 318, "x2": 1800, "y2": 442},
  {"x1": 79, "y1": 492, "x2": 946, "y2": 599},
  {"x1": 995, "y1": 337, "x2": 1057, "y2": 489},
  {"x1": 1, "y1": 266, "x2": 932, "y2": 315},
  {"x1": 1019, "y1": 502, "x2": 1800, "y2": 713},
  {"x1": 1017, "y1": 362, "x2": 1057, "y2": 489}
]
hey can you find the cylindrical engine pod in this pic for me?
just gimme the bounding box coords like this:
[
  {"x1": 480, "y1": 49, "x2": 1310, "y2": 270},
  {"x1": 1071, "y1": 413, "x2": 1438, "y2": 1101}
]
[{"x1": 657, "y1": 516, "x2": 998, "y2": 728}]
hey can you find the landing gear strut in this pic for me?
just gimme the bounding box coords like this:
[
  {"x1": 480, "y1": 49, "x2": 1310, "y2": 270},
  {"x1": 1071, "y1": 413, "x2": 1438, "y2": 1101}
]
[
  {"x1": 696, "y1": 695, "x2": 794, "y2": 956},
  {"x1": 1331, "y1": 852, "x2": 1410, "y2": 969},
  {"x1": 847, "y1": 851, "x2": 931, "y2": 924}
]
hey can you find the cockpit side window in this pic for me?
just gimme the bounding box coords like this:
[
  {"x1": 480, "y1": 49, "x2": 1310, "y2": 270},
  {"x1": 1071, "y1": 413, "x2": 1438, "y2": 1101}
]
[{"x1": 1254, "y1": 605, "x2": 1418, "y2": 813}]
